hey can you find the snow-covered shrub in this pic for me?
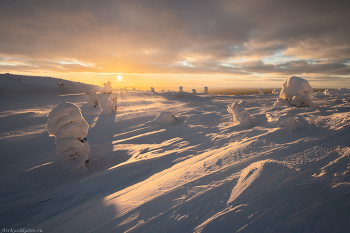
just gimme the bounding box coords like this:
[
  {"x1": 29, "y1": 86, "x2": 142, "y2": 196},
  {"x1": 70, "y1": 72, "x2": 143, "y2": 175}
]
[
  {"x1": 272, "y1": 89, "x2": 280, "y2": 94},
  {"x1": 151, "y1": 87, "x2": 155, "y2": 92},
  {"x1": 99, "y1": 96, "x2": 116, "y2": 114},
  {"x1": 192, "y1": 89, "x2": 196, "y2": 94},
  {"x1": 259, "y1": 88, "x2": 264, "y2": 94},
  {"x1": 204, "y1": 86, "x2": 208, "y2": 94},
  {"x1": 275, "y1": 76, "x2": 313, "y2": 107},
  {"x1": 46, "y1": 103, "x2": 90, "y2": 169},
  {"x1": 227, "y1": 102, "x2": 254, "y2": 126},
  {"x1": 324, "y1": 89, "x2": 331, "y2": 95},
  {"x1": 57, "y1": 81, "x2": 65, "y2": 88},
  {"x1": 103, "y1": 81, "x2": 113, "y2": 94},
  {"x1": 119, "y1": 88, "x2": 127, "y2": 99},
  {"x1": 179, "y1": 86, "x2": 183, "y2": 92},
  {"x1": 89, "y1": 93, "x2": 99, "y2": 108},
  {"x1": 155, "y1": 111, "x2": 177, "y2": 124}
]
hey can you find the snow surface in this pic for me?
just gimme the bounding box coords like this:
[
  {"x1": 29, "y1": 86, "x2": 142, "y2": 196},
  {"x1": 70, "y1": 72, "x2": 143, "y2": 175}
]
[{"x1": 1, "y1": 74, "x2": 350, "y2": 233}]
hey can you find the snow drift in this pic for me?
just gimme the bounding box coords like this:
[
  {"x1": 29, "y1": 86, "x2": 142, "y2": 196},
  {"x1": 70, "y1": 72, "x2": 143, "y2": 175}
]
[
  {"x1": 46, "y1": 102, "x2": 90, "y2": 169},
  {"x1": 155, "y1": 111, "x2": 177, "y2": 124}
]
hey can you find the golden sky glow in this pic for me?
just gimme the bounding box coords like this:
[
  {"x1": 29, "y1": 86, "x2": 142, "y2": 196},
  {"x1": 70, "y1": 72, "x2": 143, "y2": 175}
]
[{"x1": 1, "y1": 0, "x2": 350, "y2": 89}]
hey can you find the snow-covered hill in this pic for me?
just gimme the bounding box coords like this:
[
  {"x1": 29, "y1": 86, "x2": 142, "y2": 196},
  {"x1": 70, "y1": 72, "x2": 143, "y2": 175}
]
[{"x1": 0, "y1": 74, "x2": 349, "y2": 232}]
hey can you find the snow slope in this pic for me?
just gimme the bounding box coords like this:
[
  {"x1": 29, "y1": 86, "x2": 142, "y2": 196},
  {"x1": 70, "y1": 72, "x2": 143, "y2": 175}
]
[{"x1": 0, "y1": 74, "x2": 349, "y2": 232}]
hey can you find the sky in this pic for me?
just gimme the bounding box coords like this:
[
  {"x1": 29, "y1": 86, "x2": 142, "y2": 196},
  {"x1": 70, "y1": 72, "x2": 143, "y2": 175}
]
[{"x1": 1, "y1": 0, "x2": 350, "y2": 90}]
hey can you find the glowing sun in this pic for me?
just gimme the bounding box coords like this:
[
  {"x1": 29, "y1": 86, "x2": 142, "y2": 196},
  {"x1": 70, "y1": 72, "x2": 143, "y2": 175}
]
[{"x1": 117, "y1": 75, "x2": 122, "y2": 81}]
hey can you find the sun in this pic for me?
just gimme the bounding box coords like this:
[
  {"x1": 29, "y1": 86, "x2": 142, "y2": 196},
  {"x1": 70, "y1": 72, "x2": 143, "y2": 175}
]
[{"x1": 117, "y1": 75, "x2": 122, "y2": 81}]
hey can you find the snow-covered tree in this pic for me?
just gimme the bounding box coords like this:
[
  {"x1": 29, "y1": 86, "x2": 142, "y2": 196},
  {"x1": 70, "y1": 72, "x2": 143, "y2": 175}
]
[
  {"x1": 103, "y1": 81, "x2": 113, "y2": 94},
  {"x1": 151, "y1": 87, "x2": 155, "y2": 92},
  {"x1": 259, "y1": 88, "x2": 264, "y2": 94},
  {"x1": 274, "y1": 76, "x2": 313, "y2": 107},
  {"x1": 227, "y1": 102, "x2": 254, "y2": 126},
  {"x1": 179, "y1": 86, "x2": 183, "y2": 92},
  {"x1": 89, "y1": 93, "x2": 99, "y2": 108},
  {"x1": 204, "y1": 86, "x2": 208, "y2": 94},
  {"x1": 57, "y1": 81, "x2": 65, "y2": 88},
  {"x1": 46, "y1": 103, "x2": 90, "y2": 169},
  {"x1": 100, "y1": 96, "x2": 116, "y2": 114},
  {"x1": 272, "y1": 89, "x2": 280, "y2": 94},
  {"x1": 192, "y1": 89, "x2": 196, "y2": 94}
]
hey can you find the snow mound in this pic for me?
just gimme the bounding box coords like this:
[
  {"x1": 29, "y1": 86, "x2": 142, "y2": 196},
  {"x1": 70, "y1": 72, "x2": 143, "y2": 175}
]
[
  {"x1": 259, "y1": 88, "x2": 264, "y2": 94},
  {"x1": 275, "y1": 76, "x2": 313, "y2": 107},
  {"x1": 46, "y1": 103, "x2": 90, "y2": 168},
  {"x1": 155, "y1": 111, "x2": 177, "y2": 124},
  {"x1": 227, "y1": 102, "x2": 254, "y2": 126},
  {"x1": 272, "y1": 89, "x2": 280, "y2": 94}
]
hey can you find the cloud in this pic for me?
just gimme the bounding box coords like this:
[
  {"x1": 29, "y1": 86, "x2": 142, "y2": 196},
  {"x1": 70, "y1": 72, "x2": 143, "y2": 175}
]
[{"x1": 0, "y1": 0, "x2": 350, "y2": 81}]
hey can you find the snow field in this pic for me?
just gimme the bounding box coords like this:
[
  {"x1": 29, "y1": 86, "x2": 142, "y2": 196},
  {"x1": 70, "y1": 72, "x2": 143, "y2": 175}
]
[{"x1": 0, "y1": 74, "x2": 350, "y2": 232}]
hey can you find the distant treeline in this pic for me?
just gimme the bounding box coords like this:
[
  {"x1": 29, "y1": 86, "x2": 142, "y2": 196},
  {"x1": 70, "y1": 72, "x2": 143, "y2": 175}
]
[{"x1": 207, "y1": 88, "x2": 333, "y2": 95}]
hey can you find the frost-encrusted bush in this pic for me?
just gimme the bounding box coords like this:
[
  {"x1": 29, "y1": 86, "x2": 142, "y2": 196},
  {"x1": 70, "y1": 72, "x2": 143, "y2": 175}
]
[
  {"x1": 274, "y1": 76, "x2": 313, "y2": 107},
  {"x1": 259, "y1": 88, "x2": 264, "y2": 94},
  {"x1": 227, "y1": 102, "x2": 254, "y2": 126},
  {"x1": 155, "y1": 111, "x2": 177, "y2": 124},
  {"x1": 89, "y1": 93, "x2": 99, "y2": 108},
  {"x1": 192, "y1": 89, "x2": 197, "y2": 94},
  {"x1": 204, "y1": 86, "x2": 208, "y2": 94},
  {"x1": 272, "y1": 89, "x2": 280, "y2": 94},
  {"x1": 100, "y1": 96, "x2": 117, "y2": 114},
  {"x1": 46, "y1": 103, "x2": 90, "y2": 169},
  {"x1": 85, "y1": 88, "x2": 100, "y2": 108},
  {"x1": 103, "y1": 81, "x2": 113, "y2": 94},
  {"x1": 324, "y1": 89, "x2": 331, "y2": 95}
]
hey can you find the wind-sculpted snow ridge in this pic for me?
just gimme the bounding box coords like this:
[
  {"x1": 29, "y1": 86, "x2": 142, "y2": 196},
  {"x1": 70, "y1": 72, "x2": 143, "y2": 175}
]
[
  {"x1": 227, "y1": 101, "x2": 254, "y2": 126},
  {"x1": 46, "y1": 102, "x2": 90, "y2": 169}
]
